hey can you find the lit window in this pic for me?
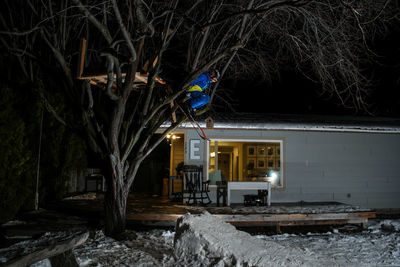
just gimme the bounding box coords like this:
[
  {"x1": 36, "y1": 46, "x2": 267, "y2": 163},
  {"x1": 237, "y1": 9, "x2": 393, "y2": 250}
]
[{"x1": 208, "y1": 140, "x2": 283, "y2": 188}]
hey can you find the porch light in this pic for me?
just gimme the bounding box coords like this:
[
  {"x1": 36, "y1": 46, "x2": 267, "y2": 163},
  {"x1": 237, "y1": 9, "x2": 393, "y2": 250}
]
[
  {"x1": 166, "y1": 134, "x2": 181, "y2": 140},
  {"x1": 210, "y1": 151, "x2": 221, "y2": 158}
]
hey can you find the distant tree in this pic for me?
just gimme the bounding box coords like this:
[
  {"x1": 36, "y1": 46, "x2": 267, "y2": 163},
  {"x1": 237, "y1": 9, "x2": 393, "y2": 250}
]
[
  {"x1": 0, "y1": 85, "x2": 34, "y2": 223},
  {"x1": 0, "y1": 70, "x2": 87, "y2": 223},
  {"x1": 1, "y1": 0, "x2": 397, "y2": 235}
]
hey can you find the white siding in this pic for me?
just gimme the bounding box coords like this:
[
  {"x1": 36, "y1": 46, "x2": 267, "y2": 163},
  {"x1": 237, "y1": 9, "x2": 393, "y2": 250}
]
[{"x1": 182, "y1": 128, "x2": 400, "y2": 208}]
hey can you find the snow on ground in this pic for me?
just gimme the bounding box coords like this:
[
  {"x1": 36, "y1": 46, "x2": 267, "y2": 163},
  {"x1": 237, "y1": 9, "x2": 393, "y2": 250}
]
[
  {"x1": 73, "y1": 230, "x2": 175, "y2": 266},
  {"x1": 4, "y1": 218, "x2": 400, "y2": 266},
  {"x1": 256, "y1": 219, "x2": 400, "y2": 266}
]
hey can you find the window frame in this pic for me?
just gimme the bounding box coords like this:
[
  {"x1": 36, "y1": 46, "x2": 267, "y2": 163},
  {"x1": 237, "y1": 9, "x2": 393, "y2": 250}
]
[{"x1": 205, "y1": 137, "x2": 285, "y2": 189}]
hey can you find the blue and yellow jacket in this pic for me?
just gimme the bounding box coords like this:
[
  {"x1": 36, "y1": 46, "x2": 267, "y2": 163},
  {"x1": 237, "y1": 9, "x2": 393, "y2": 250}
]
[{"x1": 187, "y1": 73, "x2": 214, "y2": 92}]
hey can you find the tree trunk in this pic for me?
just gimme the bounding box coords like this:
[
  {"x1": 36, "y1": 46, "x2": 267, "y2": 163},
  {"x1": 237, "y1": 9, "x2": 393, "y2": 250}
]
[{"x1": 104, "y1": 168, "x2": 128, "y2": 236}]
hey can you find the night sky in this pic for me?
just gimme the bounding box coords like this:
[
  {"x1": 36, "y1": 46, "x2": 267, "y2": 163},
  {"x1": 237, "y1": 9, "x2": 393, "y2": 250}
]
[
  {"x1": 229, "y1": 73, "x2": 338, "y2": 115},
  {"x1": 226, "y1": 26, "x2": 400, "y2": 117}
]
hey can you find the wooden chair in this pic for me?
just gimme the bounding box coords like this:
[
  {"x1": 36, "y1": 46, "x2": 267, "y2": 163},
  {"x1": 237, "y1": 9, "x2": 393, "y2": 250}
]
[{"x1": 183, "y1": 165, "x2": 211, "y2": 205}]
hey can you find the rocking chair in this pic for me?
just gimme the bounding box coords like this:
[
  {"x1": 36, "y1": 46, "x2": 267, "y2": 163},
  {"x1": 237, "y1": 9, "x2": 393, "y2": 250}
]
[{"x1": 183, "y1": 165, "x2": 211, "y2": 205}]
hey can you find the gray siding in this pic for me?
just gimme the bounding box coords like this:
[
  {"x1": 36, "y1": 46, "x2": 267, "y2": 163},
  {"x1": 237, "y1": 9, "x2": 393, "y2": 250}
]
[{"x1": 182, "y1": 128, "x2": 400, "y2": 208}]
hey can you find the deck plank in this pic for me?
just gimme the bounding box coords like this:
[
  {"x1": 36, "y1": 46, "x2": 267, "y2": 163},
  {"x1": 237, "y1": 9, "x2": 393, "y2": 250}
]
[
  {"x1": 54, "y1": 194, "x2": 376, "y2": 229},
  {"x1": 125, "y1": 211, "x2": 375, "y2": 228}
]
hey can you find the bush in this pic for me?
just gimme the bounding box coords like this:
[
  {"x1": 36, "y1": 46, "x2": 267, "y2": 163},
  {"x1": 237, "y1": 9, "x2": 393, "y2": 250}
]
[
  {"x1": 0, "y1": 85, "x2": 35, "y2": 223},
  {"x1": 0, "y1": 79, "x2": 88, "y2": 223}
]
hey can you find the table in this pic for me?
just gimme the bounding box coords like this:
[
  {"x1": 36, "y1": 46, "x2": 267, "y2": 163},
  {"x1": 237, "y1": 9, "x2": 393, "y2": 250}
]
[{"x1": 227, "y1": 181, "x2": 271, "y2": 206}]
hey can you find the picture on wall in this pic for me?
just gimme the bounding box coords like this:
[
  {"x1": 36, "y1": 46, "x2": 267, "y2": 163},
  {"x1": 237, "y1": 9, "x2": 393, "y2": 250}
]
[
  {"x1": 257, "y1": 146, "x2": 266, "y2": 157},
  {"x1": 247, "y1": 146, "x2": 256, "y2": 156},
  {"x1": 268, "y1": 158, "x2": 275, "y2": 168},
  {"x1": 257, "y1": 159, "x2": 266, "y2": 168},
  {"x1": 267, "y1": 146, "x2": 275, "y2": 156},
  {"x1": 247, "y1": 158, "x2": 256, "y2": 170}
]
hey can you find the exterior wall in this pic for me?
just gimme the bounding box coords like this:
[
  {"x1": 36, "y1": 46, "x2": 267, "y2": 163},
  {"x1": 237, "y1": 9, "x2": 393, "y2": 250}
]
[
  {"x1": 184, "y1": 129, "x2": 205, "y2": 166},
  {"x1": 181, "y1": 128, "x2": 400, "y2": 209}
]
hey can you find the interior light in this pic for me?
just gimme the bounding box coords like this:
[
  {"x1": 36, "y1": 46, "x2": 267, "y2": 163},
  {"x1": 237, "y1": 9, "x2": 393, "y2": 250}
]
[{"x1": 265, "y1": 170, "x2": 279, "y2": 184}]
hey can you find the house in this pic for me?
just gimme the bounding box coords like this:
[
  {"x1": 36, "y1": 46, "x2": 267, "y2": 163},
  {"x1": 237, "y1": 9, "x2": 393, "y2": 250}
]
[{"x1": 163, "y1": 113, "x2": 400, "y2": 208}]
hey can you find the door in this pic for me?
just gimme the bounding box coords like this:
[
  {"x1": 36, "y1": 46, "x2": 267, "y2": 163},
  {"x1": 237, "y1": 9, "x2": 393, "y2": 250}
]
[{"x1": 218, "y1": 153, "x2": 230, "y2": 181}]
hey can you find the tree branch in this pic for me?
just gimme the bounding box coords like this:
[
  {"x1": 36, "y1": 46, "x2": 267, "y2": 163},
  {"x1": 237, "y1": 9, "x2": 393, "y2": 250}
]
[
  {"x1": 0, "y1": 27, "x2": 41, "y2": 36},
  {"x1": 191, "y1": 2, "x2": 221, "y2": 72},
  {"x1": 111, "y1": 0, "x2": 137, "y2": 62},
  {"x1": 210, "y1": 0, "x2": 254, "y2": 103},
  {"x1": 41, "y1": 30, "x2": 74, "y2": 89},
  {"x1": 105, "y1": 55, "x2": 119, "y2": 100},
  {"x1": 72, "y1": 0, "x2": 113, "y2": 44},
  {"x1": 200, "y1": 0, "x2": 309, "y2": 29},
  {"x1": 183, "y1": 42, "x2": 243, "y2": 90},
  {"x1": 37, "y1": 90, "x2": 67, "y2": 127}
]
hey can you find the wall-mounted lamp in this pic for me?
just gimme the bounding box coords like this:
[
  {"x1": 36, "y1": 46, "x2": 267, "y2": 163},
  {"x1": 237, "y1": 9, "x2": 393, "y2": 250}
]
[
  {"x1": 210, "y1": 151, "x2": 221, "y2": 158},
  {"x1": 166, "y1": 134, "x2": 181, "y2": 140}
]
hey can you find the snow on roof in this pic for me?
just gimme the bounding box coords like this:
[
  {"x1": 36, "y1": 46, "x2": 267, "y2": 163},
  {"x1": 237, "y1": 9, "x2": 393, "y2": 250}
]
[{"x1": 163, "y1": 112, "x2": 400, "y2": 134}]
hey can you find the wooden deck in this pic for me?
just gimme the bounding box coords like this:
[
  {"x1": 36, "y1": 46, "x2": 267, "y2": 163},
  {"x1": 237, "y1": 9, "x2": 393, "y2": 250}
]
[
  {"x1": 55, "y1": 194, "x2": 375, "y2": 231},
  {"x1": 50, "y1": 195, "x2": 376, "y2": 231},
  {"x1": 128, "y1": 197, "x2": 374, "y2": 230}
]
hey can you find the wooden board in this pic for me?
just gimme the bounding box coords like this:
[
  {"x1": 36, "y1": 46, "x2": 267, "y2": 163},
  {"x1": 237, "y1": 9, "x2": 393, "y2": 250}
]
[
  {"x1": 125, "y1": 211, "x2": 375, "y2": 228},
  {"x1": 78, "y1": 72, "x2": 148, "y2": 85},
  {"x1": 2, "y1": 232, "x2": 89, "y2": 267},
  {"x1": 76, "y1": 38, "x2": 87, "y2": 78}
]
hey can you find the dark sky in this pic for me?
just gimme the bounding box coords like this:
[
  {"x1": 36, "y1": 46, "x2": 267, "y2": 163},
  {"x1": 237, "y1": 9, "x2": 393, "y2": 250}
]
[
  {"x1": 229, "y1": 74, "x2": 341, "y2": 115},
  {"x1": 225, "y1": 26, "x2": 400, "y2": 117}
]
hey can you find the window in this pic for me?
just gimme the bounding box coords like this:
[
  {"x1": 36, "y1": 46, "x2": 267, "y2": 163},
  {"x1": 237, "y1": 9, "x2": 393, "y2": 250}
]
[{"x1": 208, "y1": 140, "x2": 283, "y2": 188}]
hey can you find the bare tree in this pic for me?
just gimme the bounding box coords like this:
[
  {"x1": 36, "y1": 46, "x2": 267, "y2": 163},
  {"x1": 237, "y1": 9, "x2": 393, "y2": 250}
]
[{"x1": 1, "y1": 0, "x2": 397, "y2": 236}]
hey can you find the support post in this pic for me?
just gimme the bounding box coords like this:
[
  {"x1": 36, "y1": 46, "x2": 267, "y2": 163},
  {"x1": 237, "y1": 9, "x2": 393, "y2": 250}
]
[{"x1": 35, "y1": 107, "x2": 44, "y2": 211}]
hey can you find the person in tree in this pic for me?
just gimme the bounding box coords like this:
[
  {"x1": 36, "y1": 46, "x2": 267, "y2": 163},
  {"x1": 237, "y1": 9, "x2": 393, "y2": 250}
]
[{"x1": 184, "y1": 69, "x2": 220, "y2": 114}]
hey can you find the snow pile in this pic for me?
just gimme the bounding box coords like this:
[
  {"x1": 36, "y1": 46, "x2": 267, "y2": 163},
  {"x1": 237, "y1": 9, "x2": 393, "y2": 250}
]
[{"x1": 174, "y1": 211, "x2": 337, "y2": 266}]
